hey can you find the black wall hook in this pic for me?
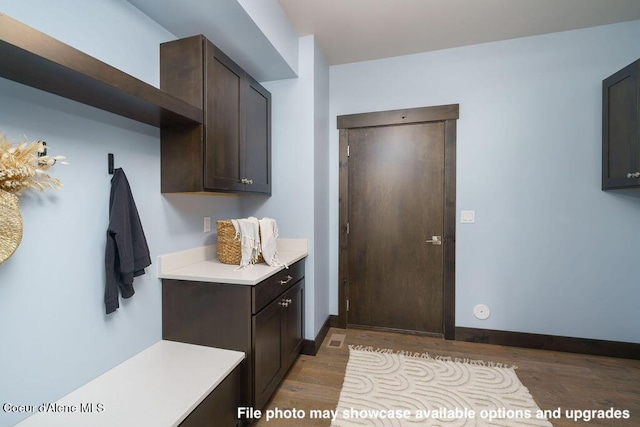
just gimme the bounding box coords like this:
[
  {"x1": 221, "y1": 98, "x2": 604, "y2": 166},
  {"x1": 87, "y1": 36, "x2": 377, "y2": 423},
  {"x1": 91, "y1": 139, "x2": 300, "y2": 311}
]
[
  {"x1": 108, "y1": 153, "x2": 114, "y2": 174},
  {"x1": 38, "y1": 141, "x2": 47, "y2": 157},
  {"x1": 37, "y1": 141, "x2": 58, "y2": 166}
]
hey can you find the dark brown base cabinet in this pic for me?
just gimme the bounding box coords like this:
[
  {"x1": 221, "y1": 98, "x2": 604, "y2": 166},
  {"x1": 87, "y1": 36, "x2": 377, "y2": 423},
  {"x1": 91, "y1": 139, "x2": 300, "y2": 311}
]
[
  {"x1": 253, "y1": 281, "x2": 303, "y2": 409},
  {"x1": 602, "y1": 58, "x2": 640, "y2": 190},
  {"x1": 180, "y1": 364, "x2": 241, "y2": 427},
  {"x1": 162, "y1": 261, "x2": 305, "y2": 423}
]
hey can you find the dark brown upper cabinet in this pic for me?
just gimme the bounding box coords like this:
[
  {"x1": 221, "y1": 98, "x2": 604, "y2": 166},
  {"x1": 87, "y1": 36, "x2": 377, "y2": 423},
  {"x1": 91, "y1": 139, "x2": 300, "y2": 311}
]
[
  {"x1": 0, "y1": 13, "x2": 202, "y2": 128},
  {"x1": 602, "y1": 59, "x2": 640, "y2": 190},
  {"x1": 160, "y1": 35, "x2": 271, "y2": 195}
]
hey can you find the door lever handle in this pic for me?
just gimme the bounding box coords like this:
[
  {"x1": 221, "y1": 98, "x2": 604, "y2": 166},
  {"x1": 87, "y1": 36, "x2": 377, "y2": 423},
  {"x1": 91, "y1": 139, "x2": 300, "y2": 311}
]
[{"x1": 426, "y1": 236, "x2": 442, "y2": 245}]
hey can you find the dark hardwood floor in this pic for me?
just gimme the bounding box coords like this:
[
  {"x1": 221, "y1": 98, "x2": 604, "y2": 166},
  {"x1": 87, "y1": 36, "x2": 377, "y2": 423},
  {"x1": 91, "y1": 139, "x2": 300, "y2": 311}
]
[{"x1": 254, "y1": 327, "x2": 640, "y2": 426}]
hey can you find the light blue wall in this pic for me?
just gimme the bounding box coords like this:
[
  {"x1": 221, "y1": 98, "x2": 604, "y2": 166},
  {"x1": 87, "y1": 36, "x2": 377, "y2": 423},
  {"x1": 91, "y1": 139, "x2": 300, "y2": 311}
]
[
  {"x1": 329, "y1": 20, "x2": 640, "y2": 343},
  {"x1": 3, "y1": 2, "x2": 637, "y2": 425},
  {"x1": 244, "y1": 35, "x2": 331, "y2": 339},
  {"x1": 0, "y1": 2, "x2": 242, "y2": 426},
  {"x1": 313, "y1": 37, "x2": 331, "y2": 336},
  {"x1": 237, "y1": 0, "x2": 300, "y2": 76}
]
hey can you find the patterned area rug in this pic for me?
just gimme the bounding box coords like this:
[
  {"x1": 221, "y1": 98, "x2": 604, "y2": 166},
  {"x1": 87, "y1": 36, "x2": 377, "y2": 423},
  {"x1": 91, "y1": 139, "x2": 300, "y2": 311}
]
[{"x1": 331, "y1": 346, "x2": 553, "y2": 426}]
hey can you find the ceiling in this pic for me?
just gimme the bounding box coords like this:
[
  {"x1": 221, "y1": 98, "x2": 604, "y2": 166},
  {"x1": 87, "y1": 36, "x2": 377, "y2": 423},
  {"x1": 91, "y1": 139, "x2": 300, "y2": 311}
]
[
  {"x1": 127, "y1": 0, "x2": 300, "y2": 81},
  {"x1": 276, "y1": 0, "x2": 640, "y2": 66}
]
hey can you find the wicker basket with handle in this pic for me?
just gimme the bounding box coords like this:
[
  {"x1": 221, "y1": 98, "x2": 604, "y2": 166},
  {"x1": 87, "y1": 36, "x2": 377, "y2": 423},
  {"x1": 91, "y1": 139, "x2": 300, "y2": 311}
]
[{"x1": 216, "y1": 220, "x2": 264, "y2": 265}]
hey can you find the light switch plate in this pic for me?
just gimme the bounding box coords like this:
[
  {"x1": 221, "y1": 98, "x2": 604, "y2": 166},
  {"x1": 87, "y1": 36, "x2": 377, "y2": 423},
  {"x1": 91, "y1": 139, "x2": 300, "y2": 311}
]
[
  {"x1": 203, "y1": 217, "x2": 211, "y2": 232},
  {"x1": 461, "y1": 210, "x2": 475, "y2": 223}
]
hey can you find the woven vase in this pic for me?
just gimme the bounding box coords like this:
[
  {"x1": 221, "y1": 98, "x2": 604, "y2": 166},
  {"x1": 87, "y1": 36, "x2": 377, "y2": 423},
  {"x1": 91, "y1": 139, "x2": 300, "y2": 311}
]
[{"x1": 0, "y1": 190, "x2": 23, "y2": 264}]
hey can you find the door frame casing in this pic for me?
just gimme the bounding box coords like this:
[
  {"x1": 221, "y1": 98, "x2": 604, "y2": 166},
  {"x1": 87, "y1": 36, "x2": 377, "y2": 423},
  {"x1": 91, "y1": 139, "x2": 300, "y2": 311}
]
[{"x1": 337, "y1": 104, "x2": 458, "y2": 339}]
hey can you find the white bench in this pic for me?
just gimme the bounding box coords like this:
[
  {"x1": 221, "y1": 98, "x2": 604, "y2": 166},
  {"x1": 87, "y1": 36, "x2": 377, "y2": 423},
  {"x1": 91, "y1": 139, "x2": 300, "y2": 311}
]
[{"x1": 16, "y1": 340, "x2": 244, "y2": 426}]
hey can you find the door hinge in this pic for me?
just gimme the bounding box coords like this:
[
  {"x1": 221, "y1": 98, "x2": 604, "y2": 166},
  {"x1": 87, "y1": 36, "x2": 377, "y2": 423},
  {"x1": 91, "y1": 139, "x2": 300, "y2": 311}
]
[
  {"x1": 347, "y1": 145, "x2": 350, "y2": 157},
  {"x1": 346, "y1": 222, "x2": 350, "y2": 235},
  {"x1": 346, "y1": 299, "x2": 350, "y2": 312}
]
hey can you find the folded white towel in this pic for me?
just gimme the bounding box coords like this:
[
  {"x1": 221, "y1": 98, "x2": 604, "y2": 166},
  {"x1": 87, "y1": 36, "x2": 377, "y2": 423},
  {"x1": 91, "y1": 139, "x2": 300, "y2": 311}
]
[
  {"x1": 258, "y1": 217, "x2": 284, "y2": 267},
  {"x1": 231, "y1": 217, "x2": 261, "y2": 268}
]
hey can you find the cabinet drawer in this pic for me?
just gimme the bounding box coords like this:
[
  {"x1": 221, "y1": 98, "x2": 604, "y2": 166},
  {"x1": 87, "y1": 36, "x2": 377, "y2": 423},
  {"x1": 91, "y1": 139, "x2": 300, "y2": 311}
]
[{"x1": 252, "y1": 261, "x2": 304, "y2": 314}]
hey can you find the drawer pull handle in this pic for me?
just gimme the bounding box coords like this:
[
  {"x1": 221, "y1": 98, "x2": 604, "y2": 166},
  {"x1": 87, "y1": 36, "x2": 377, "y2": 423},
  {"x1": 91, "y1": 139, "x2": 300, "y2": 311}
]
[
  {"x1": 279, "y1": 299, "x2": 289, "y2": 307},
  {"x1": 279, "y1": 275, "x2": 293, "y2": 285}
]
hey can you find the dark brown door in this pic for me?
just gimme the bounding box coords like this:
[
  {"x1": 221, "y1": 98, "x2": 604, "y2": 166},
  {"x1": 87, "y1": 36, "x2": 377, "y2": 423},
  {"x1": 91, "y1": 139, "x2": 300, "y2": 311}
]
[
  {"x1": 243, "y1": 75, "x2": 272, "y2": 194},
  {"x1": 602, "y1": 59, "x2": 639, "y2": 190},
  {"x1": 281, "y1": 281, "x2": 304, "y2": 369},
  {"x1": 347, "y1": 122, "x2": 445, "y2": 334},
  {"x1": 253, "y1": 299, "x2": 282, "y2": 409},
  {"x1": 204, "y1": 42, "x2": 243, "y2": 191}
]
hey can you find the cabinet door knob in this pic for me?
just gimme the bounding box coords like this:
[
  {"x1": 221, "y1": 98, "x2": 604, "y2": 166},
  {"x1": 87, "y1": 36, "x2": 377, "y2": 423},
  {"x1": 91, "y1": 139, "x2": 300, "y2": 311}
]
[
  {"x1": 279, "y1": 299, "x2": 289, "y2": 307},
  {"x1": 285, "y1": 298, "x2": 292, "y2": 304},
  {"x1": 247, "y1": 179, "x2": 253, "y2": 185}
]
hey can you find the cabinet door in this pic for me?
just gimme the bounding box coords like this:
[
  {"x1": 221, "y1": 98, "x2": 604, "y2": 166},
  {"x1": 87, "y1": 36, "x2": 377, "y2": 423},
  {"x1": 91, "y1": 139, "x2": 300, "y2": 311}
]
[
  {"x1": 242, "y1": 75, "x2": 271, "y2": 194},
  {"x1": 603, "y1": 60, "x2": 640, "y2": 189},
  {"x1": 204, "y1": 42, "x2": 244, "y2": 191},
  {"x1": 253, "y1": 299, "x2": 282, "y2": 409},
  {"x1": 281, "y1": 281, "x2": 304, "y2": 371}
]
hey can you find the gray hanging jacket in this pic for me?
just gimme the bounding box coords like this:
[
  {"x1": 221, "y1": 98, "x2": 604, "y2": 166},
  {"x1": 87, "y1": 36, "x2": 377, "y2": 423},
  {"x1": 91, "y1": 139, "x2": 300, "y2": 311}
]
[{"x1": 105, "y1": 168, "x2": 151, "y2": 314}]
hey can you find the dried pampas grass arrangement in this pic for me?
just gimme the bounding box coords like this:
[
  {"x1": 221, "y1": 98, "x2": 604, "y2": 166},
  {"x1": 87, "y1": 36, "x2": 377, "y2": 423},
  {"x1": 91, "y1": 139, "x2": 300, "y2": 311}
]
[
  {"x1": 0, "y1": 134, "x2": 68, "y2": 195},
  {"x1": 0, "y1": 134, "x2": 67, "y2": 263}
]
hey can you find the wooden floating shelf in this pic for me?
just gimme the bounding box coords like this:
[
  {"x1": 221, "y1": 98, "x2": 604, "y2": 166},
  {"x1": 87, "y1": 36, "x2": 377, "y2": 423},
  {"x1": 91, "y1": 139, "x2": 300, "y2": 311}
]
[{"x1": 0, "y1": 13, "x2": 203, "y2": 128}]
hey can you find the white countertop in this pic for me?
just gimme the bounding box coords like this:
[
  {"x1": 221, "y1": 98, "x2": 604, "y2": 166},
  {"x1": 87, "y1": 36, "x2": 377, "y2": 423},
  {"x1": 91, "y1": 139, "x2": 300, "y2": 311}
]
[
  {"x1": 157, "y1": 239, "x2": 308, "y2": 285},
  {"x1": 16, "y1": 340, "x2": 244, "y2": 427}
]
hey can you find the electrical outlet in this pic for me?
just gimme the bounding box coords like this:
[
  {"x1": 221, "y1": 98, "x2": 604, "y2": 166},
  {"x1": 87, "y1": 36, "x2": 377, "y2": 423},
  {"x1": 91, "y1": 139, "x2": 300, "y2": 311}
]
[{"x1": 203, "y1": 217, "x2": 211, "y2": 232}]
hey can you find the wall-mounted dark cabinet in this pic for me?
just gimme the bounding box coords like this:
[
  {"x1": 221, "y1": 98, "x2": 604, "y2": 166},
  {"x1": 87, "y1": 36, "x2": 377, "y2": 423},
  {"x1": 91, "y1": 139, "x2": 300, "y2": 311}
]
[
  {"x1": 602, "y1": 59, "x2": 640, "y2": 190},
  {"x1": 160, "y1": 35, "x2": 271, "y2": 195}
]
